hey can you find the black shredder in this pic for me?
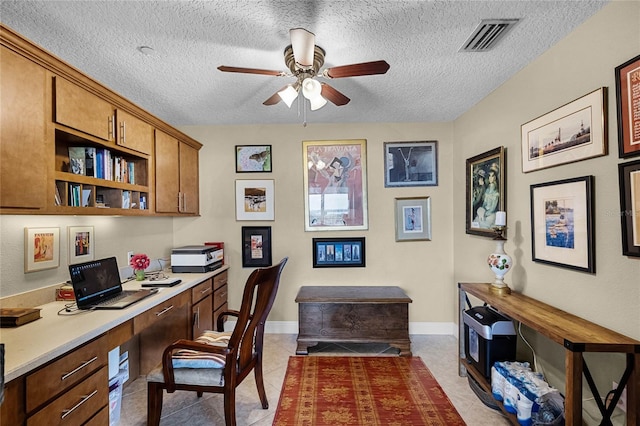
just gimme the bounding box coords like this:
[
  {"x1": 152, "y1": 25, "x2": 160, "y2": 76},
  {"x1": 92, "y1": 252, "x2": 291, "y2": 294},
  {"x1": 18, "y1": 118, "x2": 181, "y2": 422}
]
[{"x1": 463, "y1": 306, "x2": 516, "y2": 379}]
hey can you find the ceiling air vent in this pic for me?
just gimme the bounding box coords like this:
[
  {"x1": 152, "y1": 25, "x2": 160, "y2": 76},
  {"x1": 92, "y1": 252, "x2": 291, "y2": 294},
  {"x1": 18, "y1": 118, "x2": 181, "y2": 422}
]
[{"x1": 459, "y1": 19, "x2": 520, "y2": 52}]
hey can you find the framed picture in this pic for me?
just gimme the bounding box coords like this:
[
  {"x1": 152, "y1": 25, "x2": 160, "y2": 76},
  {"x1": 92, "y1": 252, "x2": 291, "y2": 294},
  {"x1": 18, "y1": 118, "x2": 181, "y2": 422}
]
[
  {"x1": 241, "y1": 226, "x2": 272, "y2": 267},
  {"x1": 395, "y1": 196, "x2": 432, "y2": 241},
  {"x1": 312, "y1": 237, "x2": 365, "y2": 268},
  {"x1": 68, "y1": 226, "x2": 95, "y2": 264},
  {"x1": 383, "y1": 141, "x2": 438, "y2": 187},
  {"x1": 303, "y1": 139, "x2": 368, "y2": 231},
  {"x1": 530, "y1": 175, "x2": 595, "y2": 273},
  {"x1": 521, "y1": 87, "x2": 607, "y2": 173},
  {"x1": 235, "y1": 179, "x2": 275, "y2": 221},
  {"x1": 618, "y1": 159, "x2": 640, "y2": 257},
  {"x1": 466, "y1": 147, "x2": 506, "y2": 237},
  {"x1": 236, "y1": 145, "x2": 272, "y2": 172},
  {"x1": 615, "y1": 55, "x2": 640, "y2": 158},
  {"x1": 24, "y1": 227, "x2": 60, "y2": 272}
]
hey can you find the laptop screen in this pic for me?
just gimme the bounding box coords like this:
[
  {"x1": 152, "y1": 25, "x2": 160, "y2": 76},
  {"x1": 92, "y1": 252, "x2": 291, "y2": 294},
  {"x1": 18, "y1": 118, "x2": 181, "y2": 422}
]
[{"x1": 69, "y1": 257, "x2": 122, "y2": 308}]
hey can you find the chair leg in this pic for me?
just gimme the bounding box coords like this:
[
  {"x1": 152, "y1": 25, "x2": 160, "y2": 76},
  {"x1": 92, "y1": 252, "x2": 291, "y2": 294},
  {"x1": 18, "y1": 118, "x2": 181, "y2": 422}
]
[
  {"x1": 254, "y1": 359, "x2": 268, "y2": 409},
  {"x1": 147, "y1": 382, "x2": 164, "y2": 426},
  {"x1": 224, "y1": 389, "x2": 237, "y2": 426}
]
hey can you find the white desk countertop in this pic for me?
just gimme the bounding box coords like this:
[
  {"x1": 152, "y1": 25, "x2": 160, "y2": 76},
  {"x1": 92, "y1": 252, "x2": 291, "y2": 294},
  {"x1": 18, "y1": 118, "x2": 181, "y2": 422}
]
[{"x1": 1, "y1": 266, "x2": 228, "y2": 383}]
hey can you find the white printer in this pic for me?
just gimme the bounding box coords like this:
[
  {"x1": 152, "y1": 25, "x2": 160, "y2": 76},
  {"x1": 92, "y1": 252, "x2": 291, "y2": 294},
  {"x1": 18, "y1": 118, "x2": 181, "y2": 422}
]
[{"x1": 171, "y1": 245, "x2": 223, "y2": 273}]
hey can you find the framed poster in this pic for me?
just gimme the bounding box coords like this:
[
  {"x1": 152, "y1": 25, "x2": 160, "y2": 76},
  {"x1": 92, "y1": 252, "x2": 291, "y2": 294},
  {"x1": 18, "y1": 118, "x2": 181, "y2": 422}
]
[
  {"x1": 236, "y1": 145, "x2": 272, "y2": 172},
  {"x1": 312, "y1": 237, "x2": 365, "y2": 268},
  {"x1": 235, "y1": 179, "x2": 275, "y2": 221},
  {"x1": 303, "y1": 139, "x2": 368, "y2": 231},
  {"x1": 395, "y1": 196, "x2": 432, "y2": 241},
  {"x1": 384, "y1": 141, "x2": 438, "y2": 187},
  {"x1": 241, "y1": 226, "x2": 272, "y2": 267},
  {"x1": 68, "y1": 226, "x2": 95, "y2": 264},
  {"x1": 530, "y1": 176, "x2": 595, "y2": 273},
  {"x1": 466, "y1": 147, "x2": 506, "y2": 237},
  {"x1": 618, "y1": 159, "x2": 640, "y2": 257},
  {"x1": 521, "y1": 87, "x2": 607, "y2": 172},
  {"x1": 615, "y1": 55, "x2": 640, "y2": 158},
  {"x1": 24, "y1": 227, "x2": 60, "y2": 272}
]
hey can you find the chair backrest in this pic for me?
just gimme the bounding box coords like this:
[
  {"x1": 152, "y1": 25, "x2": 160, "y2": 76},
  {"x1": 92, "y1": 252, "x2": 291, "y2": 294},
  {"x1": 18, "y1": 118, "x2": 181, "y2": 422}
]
[{"x1": 228, "y1": 257, "x2": 287, "y2": 374}]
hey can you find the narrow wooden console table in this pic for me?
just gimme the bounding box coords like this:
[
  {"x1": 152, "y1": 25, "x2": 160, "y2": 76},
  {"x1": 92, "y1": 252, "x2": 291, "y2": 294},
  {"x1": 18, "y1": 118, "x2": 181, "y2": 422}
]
[
  {"x1": 458, "y1": 282, "x2": 639, "y2": 426},
  {"x1": 296, "y1": 286, "x2": 412, "y2": 356}
]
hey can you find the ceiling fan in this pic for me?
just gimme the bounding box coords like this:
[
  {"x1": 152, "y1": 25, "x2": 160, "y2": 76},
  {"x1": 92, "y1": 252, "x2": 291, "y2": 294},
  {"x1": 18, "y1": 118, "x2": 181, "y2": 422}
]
[{"x1": 217, "y1": 28, "x2": 390, "y2": 110}]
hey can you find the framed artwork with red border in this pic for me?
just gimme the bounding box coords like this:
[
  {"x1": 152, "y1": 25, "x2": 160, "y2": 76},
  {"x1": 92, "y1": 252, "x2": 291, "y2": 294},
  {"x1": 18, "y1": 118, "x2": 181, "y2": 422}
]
[{"x1": 615, "y1": 54, "x2": 640, "y2": 158}]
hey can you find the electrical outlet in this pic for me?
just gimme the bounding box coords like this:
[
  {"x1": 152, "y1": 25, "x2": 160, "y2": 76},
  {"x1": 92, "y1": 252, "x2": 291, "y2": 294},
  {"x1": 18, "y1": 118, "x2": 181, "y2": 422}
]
[
  {"x1": 127, "y1": 251, "x2": 134, "y2": 263},
  {"x1": 612, "y1": 381, "x2": 627, "y2": 413}
]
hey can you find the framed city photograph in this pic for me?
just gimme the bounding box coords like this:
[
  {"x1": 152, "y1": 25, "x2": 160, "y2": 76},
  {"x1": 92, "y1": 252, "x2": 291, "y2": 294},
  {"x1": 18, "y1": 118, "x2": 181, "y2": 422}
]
[
  {"x1": 618, "y1": 159, "x2": 640, "y2": 257},
  {"x1": 615, "y1": 55, "x2": 640, "y2": 158},
  {"x1": 530, "y1": 175, "x2": 595, "y2": 273},
  {"x1": 384, "y1": 141, "x2": 438, "y2": 187},
  {"x1": 521, "y1": 87, "x2": 607, "y2": 172},
  {"x1": 235, "y1": 179, "x2": 275, "y2": 221},
  {"x1": 303, "y1": 139, "x2": 368, "y2": 231},
  {"x1": 241, "y1": 226, "x2": 272, "y2": 267},
  {"x1": 24, "y1": 227, "x2": 60, "y2": 272},
  {"x1": 236, "y1": 145, "x2": 272, "y2": 172},
  {"x1": 68, "y1": 226, "x2": 95, "y2": 264},
  {"x1": 312, "y1": 237, "x2": 365, "y2": 268},
  {"x1": 466, "y1": 146, "x2": 506, "y2": 237},
  {"x1": 395, "y1": 196, "x2": 432, "y2": 241}
]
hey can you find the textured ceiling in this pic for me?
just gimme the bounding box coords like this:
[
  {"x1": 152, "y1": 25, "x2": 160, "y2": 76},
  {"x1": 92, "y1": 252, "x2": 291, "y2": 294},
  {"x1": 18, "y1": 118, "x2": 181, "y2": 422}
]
[{"x1": 0, "y1": 0, "x2": 609, "y2": 127}]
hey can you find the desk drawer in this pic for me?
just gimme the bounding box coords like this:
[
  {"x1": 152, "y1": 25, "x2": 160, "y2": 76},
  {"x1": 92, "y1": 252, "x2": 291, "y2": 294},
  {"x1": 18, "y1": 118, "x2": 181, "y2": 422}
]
[
  {"x1": 213, "y1": 284, "x2": 228, "y2": 311},
  {"x1": 134, "y1": 291, "x2": 190, "y2": 335},
  {"x1": 26, "y1": 335, "x2": 107, "y2": 412},
  {"x1": 191, "y1": 278, "x2": 213, "y2": 304},
  {"x1": 27, "y1": 365, "x2": 108, "y2": 426},
  {"x1": 213, "y1": 270, "x2": 227, "y2": 291}
]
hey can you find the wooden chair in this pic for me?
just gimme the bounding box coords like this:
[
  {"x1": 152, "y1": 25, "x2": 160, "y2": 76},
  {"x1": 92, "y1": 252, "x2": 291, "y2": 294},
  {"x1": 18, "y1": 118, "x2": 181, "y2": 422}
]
[{"x1": 146, "y1": 258, "x2": 288, "y2": 426}]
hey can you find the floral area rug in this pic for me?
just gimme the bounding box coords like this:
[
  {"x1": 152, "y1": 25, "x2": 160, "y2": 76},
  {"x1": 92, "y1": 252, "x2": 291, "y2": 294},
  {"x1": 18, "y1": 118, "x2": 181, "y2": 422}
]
[{"x1": 273, "y1": 356, "x2": 466, "y2": 425}]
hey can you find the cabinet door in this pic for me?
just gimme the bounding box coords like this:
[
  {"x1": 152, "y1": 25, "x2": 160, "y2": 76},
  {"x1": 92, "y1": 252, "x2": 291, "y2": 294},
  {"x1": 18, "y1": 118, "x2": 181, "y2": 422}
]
[
  {"x1": 192, "y1": 294, "x2": 213, "y2": 338},
  {"x1": 154, "y1": 129, "x2": 180, "y2": 213},
  {"x1": 54, "y1": 77, "x2": 114, "y2": 141},
  {"x1": 0, "y1": 48, "x2": 47, "y2": 210},
  {"x1": 116, "y1": 109, "x2": 153, "y2": 155},
  {"x1": 179, "y1": 142, "x2": 199, "y2": 214}
]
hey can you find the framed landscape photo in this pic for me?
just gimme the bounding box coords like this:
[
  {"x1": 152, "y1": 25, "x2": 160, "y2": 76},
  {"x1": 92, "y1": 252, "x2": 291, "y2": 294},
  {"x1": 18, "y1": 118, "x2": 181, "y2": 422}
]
[
  {"x1": 235, "y1": 179, "x2": 275, "y2": 221},
  {"x1": 68, "y1": 226, "x2": 95, "y2": 264},
  {"x1": 241, "y1": 226, "x2": 272, "y2": 267},
  {"x1": 615, "y1": 55, "x2": 640, "y2": 158},
  {"x1": 395, "y1": 196, "x2": 432, "y2": 241},
  {"x1": 303, "y1": 139, "x2": 368, "y2": 231},
  {"x1": 236, "y1": 145, "x2": 272, "y2": 172},
  {"x1": 384, "y1": 141, "x2": 438, "y2": 187},
  {"x1": 530, "y1": 175, "x2": 595, "y2": 273},
  {"x1": 521, "y1": 87, "x2": 607, "y2": 173},
  {"x1": 312, "y1": 237, "x2": 365, "y2": 268},
  {"x1": 24, "y1": 227, "x2": 60, "y2": 272},
  {"x1": 466, "y1": 146, "x2": 506, "y2": 237},
  {"x1": 618, "y1": 159, "x2": 640, "y2": 257}
]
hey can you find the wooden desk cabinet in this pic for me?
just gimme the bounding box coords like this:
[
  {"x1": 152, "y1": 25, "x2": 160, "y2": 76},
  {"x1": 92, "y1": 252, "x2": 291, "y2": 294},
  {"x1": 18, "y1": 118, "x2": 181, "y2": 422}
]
[{"x1": 191, "y1": 278, "x2": 214, "y2": 338}]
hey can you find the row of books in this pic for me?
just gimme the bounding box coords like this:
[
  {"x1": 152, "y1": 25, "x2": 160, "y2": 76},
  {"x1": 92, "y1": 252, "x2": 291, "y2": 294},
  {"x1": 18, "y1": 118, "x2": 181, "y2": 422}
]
[
  {"x1": 68, "y1": 184, "x2": 92, "y2": 207},
  {"x1": 68, "y1": 147, "x2": 136, "y2": 184}
]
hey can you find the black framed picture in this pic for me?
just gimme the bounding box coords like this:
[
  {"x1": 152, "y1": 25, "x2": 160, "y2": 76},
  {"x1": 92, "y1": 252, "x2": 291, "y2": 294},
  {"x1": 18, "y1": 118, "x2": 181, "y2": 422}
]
[
  {"x1": 236, "y1": 145, "x2": 272, "y2": 172},
  {"x1": 618, "y1": 159, "x2": 640, "y2": 257},
  {"x1": 465, "y1": 146, "x2": 506, "y2": 237},
  {"x1": 383, "y1": 141, "x2": 438, "y2": 187},
  {"x1": 312, "y1": 237, "x2": 365, "y2": 268},
  {"x1": 241, "y1": 226, "x2": 272, "y2": 268}
]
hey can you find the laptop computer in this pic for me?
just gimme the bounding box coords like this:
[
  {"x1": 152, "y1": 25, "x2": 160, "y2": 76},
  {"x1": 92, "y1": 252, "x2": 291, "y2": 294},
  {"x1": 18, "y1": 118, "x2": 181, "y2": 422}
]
[{"x1": 69, "y1": 256, "x2": 156, "y2": 310}]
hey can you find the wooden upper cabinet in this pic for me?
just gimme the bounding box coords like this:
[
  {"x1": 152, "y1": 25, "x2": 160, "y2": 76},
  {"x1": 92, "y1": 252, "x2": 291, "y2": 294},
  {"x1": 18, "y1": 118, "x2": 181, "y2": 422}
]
[
  {"x1": 115, "y1": 109, "x2": 153, "y2": 155},
  {"x1": 179, "y1": 142, "x2": 199, "y2": 214},
  {"x1": 54, "y1": 76, "x2": 115, "y2": 141},
  {"x1": 0, "y1": 47, "x2": 47, "y2": 210}
]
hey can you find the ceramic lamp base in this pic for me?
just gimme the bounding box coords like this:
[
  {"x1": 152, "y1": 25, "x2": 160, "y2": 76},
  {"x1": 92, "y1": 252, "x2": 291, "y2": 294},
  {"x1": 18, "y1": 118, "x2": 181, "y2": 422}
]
[{"x1": 489, "y1": 284, "x2": 512, "y2": 295}]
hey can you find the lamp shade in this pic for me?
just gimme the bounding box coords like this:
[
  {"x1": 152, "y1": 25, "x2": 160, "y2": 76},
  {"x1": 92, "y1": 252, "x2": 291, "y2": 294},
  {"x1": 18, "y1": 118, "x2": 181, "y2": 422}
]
[
  {"x1": 278, "y1": 84, "x2": 299, "y2": 108},
  {"x1": 301, "y1": 78, "x2": 322, "y2": 100},
  {"x1": 309, "y1": 95, "x2": 327, "y2": 111}
]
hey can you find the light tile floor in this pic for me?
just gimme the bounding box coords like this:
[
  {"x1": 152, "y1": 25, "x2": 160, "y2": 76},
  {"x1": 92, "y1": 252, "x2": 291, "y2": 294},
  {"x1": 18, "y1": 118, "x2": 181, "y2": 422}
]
[{"x1": 119, "y1": 334, "x2": 511, "y2": 425}]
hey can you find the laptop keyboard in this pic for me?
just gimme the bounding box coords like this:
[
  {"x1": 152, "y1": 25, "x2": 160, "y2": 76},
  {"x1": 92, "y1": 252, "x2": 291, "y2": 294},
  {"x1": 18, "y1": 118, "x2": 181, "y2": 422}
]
[{"x1": 93, "y1": 290, "x2": 138, "y2": 307}]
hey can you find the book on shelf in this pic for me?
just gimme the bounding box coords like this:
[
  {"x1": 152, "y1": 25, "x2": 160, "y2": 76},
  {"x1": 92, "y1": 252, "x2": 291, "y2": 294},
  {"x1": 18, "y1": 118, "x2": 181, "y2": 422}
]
[
  {"x1": 54, "y1": 184, "x2": 62, "y2": 206},
  {"x1": 128, "y1": 162, "x2": 135, "y2": 185},
  {"x1": 122, "y1": 191, "x2": 131, "y2": 209},
  {"x1": 68, "y1": 183, "x2": 81, "y2": 207},
  {"x1": 68, "y1": 147, "x2": 85, "y2": 175},
  {"x1": 0, "y1": 308, "x2": 42, "y2": 327},
  {"x1": 85, "y1": 147, "x2": 96, "y2": 177},
  {"x1": 82, "y1": 188, "x2": 92, "y2": 207}
]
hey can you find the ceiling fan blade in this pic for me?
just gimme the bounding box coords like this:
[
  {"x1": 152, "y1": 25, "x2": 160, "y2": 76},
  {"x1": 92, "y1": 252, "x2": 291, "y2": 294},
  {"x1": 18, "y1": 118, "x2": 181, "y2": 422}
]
[
  {"x1": 324, "y1": 60, "x2": 390, "y2": 78},
  {"x1": 290, "y1": 28, "x2": 315, "y2": 68},
  {"x1": 321, "y1": 83, "x2": 350, "y2": 106},
  {"x1": 218, "y1": 65, "x2": 285, "y2": 77},
  {"x1": 263, "y1": 86, "x2": 289, "y2": 105}
]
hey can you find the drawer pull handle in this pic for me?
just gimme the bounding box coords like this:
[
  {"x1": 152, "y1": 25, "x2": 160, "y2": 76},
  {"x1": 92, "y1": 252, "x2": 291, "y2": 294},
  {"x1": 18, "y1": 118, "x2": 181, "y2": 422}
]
[
  {"x1": 61, "y1": 356, "x2": 98, "y2": 381},
  {"x1": 156, "y1": 305, "x2": 174, "y2": 317},
  {"x1": 200, "y1": 288, "x2": 211, "y2": 295},
  {"x1": 61, "y1": 389, "x2": 98, "y2": 419}
]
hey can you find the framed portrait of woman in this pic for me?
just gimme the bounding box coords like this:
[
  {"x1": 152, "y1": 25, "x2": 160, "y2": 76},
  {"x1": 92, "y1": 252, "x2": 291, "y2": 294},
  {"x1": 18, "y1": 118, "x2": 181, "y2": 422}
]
[{"x1": 465, "y1": 147, "x2": 506, "y2": 237}]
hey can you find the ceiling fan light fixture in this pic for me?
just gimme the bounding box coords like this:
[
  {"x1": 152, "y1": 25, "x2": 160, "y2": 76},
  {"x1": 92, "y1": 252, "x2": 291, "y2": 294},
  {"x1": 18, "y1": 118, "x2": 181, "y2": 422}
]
[
  {"x1": 278, "y1": 84, "x2": 299, "y2": 108},
  {"x1": 302, "y1": 78, "x2": 321, "y2": 99},
  {"x1": 309, "y1": 95, "x2": 327, "y2": 111}
]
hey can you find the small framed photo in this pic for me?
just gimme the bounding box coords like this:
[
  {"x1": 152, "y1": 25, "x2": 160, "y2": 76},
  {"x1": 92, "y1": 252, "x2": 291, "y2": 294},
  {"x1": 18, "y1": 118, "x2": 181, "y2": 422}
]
[
  {"x1": 615, "y1": 55, "x2": 640, "y2": 158},
  {"x1": 618, "y1": 159, "x2": 640, "y2": 257},
  {"x1": 24, "y1": 227, "x2": 60, "y2": 273},
  {"x1": 241, "y1": 226, "x2": 272, "y2": 267},
  {"x1": 384, "y1": 141, "x2": 438, "y2": 187},
  {"x1": 395, "y1": 196, "x2": 432, "y2": 241},
  {"x1": 312, "y1": 237, "x2": 365, "y2": 268},
  {"x1": 521, "y1": 87, "x2": 607, "y2": 172},
  {"x1": 530, "y1": 175, "x2": 595, "y2": 273},
  {"x1": 235, "y1": 179, "x2": 275, "y2": 221},
  {"x1": 236, "y1": 145, "x2": 272, "y2": 172},
  {"x1": 466, "y1": 147, "x2": 506, "y2": 237},
  {"x1": 68, "y1": 226, "x2": 95, "y2": 264}
]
